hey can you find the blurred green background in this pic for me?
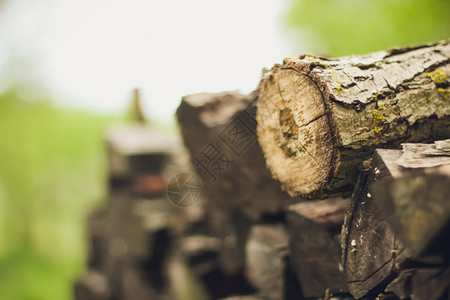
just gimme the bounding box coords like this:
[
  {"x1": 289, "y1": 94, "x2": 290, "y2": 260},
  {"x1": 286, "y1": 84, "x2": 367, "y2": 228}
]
[
  {"x1": 0, "y1": 87, "x2": 116, "y2": 299},
  {"x1": 286, "y1": 0, "x2": 450, "y2": 56},
  {"x1": 0, "y1": 0, "x2": 449, "y2": 299}
]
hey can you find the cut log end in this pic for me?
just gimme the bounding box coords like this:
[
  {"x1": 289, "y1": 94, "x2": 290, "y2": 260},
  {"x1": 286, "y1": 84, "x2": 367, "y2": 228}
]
[
  {"x1": 257, "y1": 40, "x2": 450, "y2": 197},
  {"x1": 257, "y1": 68, "x2": 335, "y2": 196}
]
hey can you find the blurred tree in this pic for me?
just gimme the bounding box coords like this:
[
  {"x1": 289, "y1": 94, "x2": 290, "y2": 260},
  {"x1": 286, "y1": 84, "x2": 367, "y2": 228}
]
[{"x1": 285, "y1": 0, "x2": 450, "y2": 56}]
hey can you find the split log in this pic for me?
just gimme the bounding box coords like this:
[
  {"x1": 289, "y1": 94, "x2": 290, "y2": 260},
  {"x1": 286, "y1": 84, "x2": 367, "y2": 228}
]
[
  {"x1": 342, "y1": 141, "x2": 450, "y2": 299},
  {"x1": 176, "y1": 91, "x2": 294, "y2": 221},
  {"x1": 371, "y1": 140, "x2": 450, "y2": 258},
  {"x1": 287, "y1": 197, "x2": 350, "y2": 298},
  {"x1": 373, "y1": 172, "x2": 450, "y2": 257},
  {"x1": 256, "y1": 39, "x2": 450, "y2": 198},
  {"x1": 341, "y1": 150, "x2": 408, "y2": 299},
  {"x1": 245, "y1": 224, "x2": 301, "y2": 300}
]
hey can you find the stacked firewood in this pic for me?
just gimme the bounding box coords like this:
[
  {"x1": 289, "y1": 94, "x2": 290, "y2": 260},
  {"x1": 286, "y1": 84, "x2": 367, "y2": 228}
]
[
  {"x1": 75, "y1": 39, "x2": 450, "y2": 300},
  {"x1": 74, "y1": 123, "x2": 265, "y2": 300}
]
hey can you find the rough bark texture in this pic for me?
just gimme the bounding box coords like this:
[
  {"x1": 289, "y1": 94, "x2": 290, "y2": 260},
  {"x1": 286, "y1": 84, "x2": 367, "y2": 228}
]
[
  {"x1": 287, "y1": 198, "x2": 350, "y2": 298},
  {"x1": 257, "y1": 39, "x2": 450, "y2": 198},
  {"x1": 176, "y1": 91, "x2": 295, "y2": 220}
]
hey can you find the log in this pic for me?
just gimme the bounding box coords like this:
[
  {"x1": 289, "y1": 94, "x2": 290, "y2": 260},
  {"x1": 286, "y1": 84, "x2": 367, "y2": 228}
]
[
  {"x1": 342, "y1": 142, "x2": 450, "y2": 299},
  {"x1": 385, "y1": 265, "x2": 450, "y2": 300},
  {"x1": 370, "y1": 140, "x2": 450, "y2": 258},
  {"x1": 105, "y1": 124, "x2": 179, "y2": 196},
  {"x1": 287, "y1": 197, "x2": 350, "y2": 298},
  {"x1": 176, "y1": 91, "x2": 295, "y2": 221},
  {"x1": 372, "y1": 169, "x2": 450, "y2": 258},
  {"x1": 372, "y1": 140, "x2": 450, "y2": 258},
  {"x1": 256, "y1": 39, "x2": 450, "y2": 198},
  {"x1": 179, "y1": 235, "x2": 258, "y2": 299},
  {"x1": 208, "y1": 208, "x2": 252, "y2": 276},
  {"x1": 128, "y1": 198, "x2": 175, "y2": 261},
  {"x1": 341, "y1": 150, "x2": 409, "y2": 299},
  {"x1": 245, "y1": 224, "x2": 301, "y2": 300},
  {"x1": 105, "y1": 193, "x2": 173, "y2": 296}
]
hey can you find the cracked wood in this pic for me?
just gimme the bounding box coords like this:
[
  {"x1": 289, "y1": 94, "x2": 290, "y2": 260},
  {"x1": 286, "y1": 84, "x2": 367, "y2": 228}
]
[
  {"x1": 256, "y1": 39, "x2": 450, "y2": 197},
  {"x1": 341, "y1": 150, "x2": 408, "y2": 299},
  {"x1": 342, "y1": 144, "x2": 450, "y2": 299}
]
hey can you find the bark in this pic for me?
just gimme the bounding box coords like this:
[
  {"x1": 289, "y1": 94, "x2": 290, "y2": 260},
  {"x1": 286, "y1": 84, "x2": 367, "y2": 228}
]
[
  {"x1": 176, "y1": 91, "x2": 295, "y2": 221},
  {"x1": 256, "y1": 39, "x2": 450, "y2": 198},
  {"x1": 287, "y1": 197, "x2": 350, "y2": 298}
]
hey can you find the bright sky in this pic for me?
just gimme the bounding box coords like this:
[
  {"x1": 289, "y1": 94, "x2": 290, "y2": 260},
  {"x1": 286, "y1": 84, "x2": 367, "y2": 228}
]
[{"x1": 0, "y1": 0, "x2": 295, "y2": 122}]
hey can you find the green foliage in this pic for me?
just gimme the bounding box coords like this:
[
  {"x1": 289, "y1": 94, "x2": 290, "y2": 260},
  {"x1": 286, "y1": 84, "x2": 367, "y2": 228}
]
[
  {"x1": 0, "y1": 88, "x2": 116, "y2": 300},
  {"x1": 285, "y1": 0, "x2": 450, "y2": 56}
]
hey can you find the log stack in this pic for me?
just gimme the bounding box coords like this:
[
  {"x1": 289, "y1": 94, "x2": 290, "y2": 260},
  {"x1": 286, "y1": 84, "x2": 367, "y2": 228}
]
[{"x1": 75, "y1": 39, "x2": 450, "y2": 300}]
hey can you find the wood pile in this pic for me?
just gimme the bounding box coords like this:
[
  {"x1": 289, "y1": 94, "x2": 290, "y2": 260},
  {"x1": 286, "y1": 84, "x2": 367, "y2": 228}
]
[{"x1": 75, "y1": 39, "x2": 450, "y2": 300}]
